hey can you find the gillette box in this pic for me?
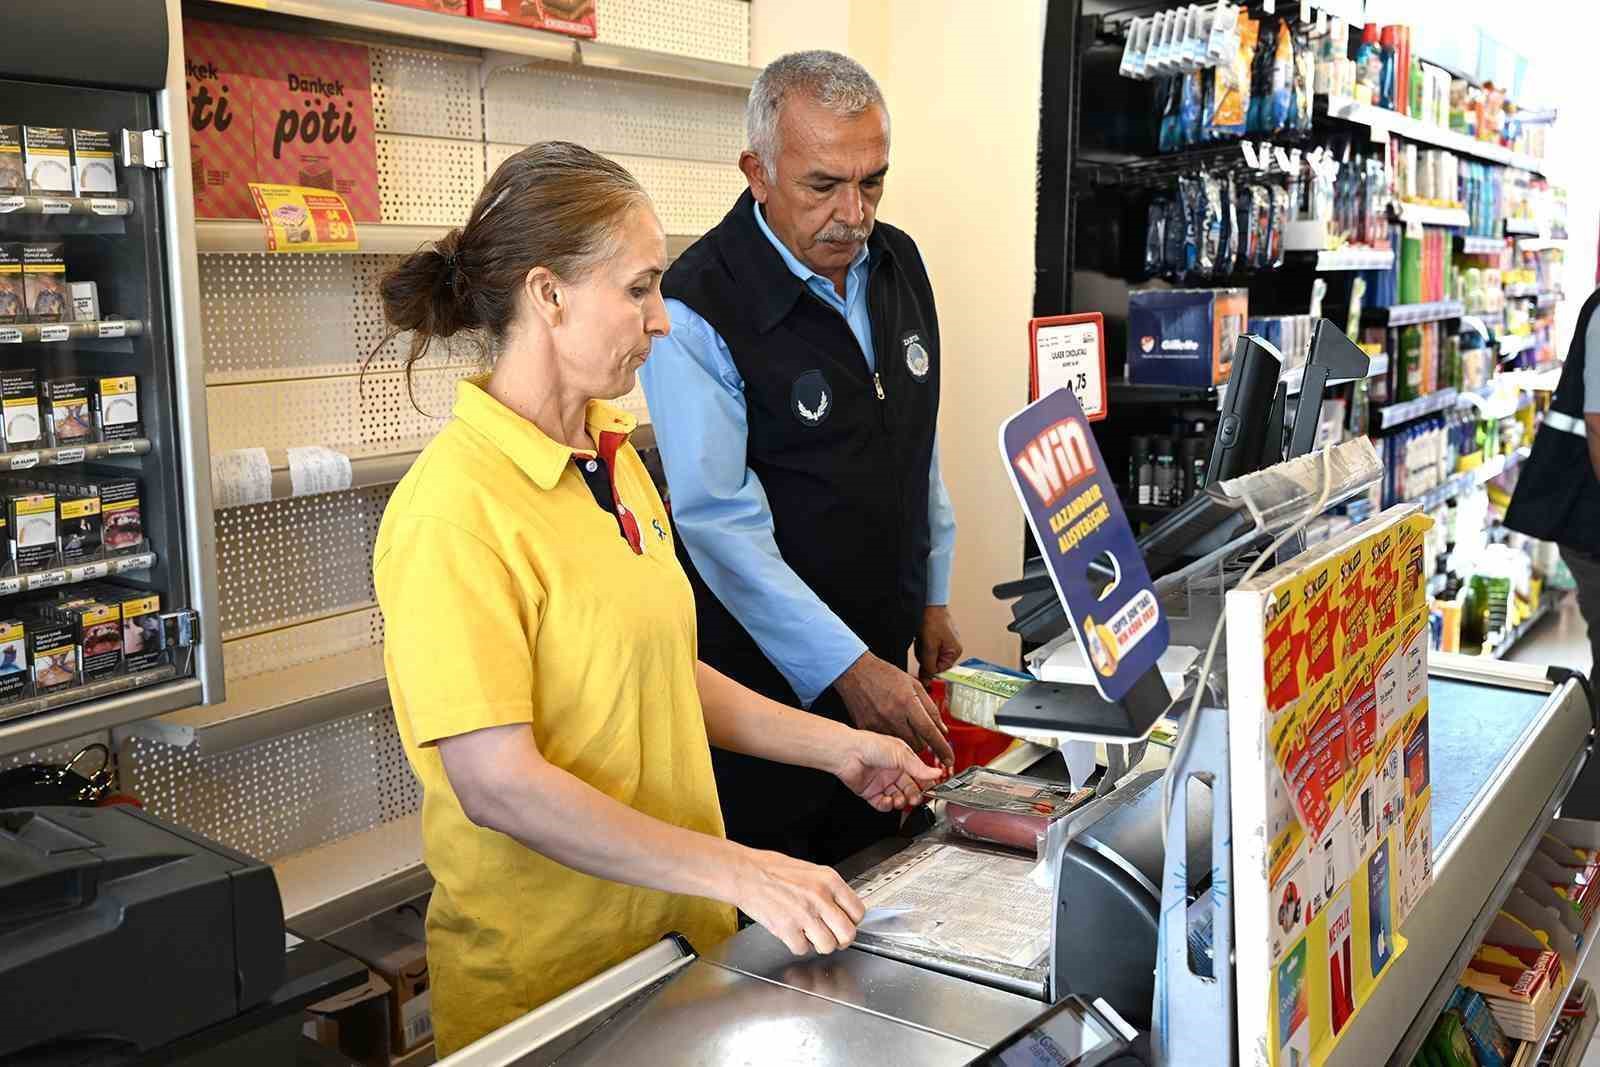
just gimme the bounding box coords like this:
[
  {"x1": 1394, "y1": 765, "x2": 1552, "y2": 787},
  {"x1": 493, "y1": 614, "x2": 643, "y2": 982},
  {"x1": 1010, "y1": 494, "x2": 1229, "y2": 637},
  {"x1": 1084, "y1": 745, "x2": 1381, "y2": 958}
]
[{"x1": 1126, "y1": 288, "x2": 1246, "y2": 388}]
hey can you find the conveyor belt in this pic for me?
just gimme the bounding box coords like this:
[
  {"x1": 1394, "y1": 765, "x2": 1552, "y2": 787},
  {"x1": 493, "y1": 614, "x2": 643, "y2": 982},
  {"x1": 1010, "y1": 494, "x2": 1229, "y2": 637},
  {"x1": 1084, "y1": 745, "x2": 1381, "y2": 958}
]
[{"x1": 1427, "y1": 676, "x2": 1552, "y2": 852}]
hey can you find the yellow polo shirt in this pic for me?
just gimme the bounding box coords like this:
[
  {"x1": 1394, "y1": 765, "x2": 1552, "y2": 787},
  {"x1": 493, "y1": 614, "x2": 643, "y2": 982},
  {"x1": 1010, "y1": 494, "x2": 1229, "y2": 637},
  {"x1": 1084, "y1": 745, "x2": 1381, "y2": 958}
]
[{"x1": 374, "y1": 376, "x2": 736, "y2": 1056}]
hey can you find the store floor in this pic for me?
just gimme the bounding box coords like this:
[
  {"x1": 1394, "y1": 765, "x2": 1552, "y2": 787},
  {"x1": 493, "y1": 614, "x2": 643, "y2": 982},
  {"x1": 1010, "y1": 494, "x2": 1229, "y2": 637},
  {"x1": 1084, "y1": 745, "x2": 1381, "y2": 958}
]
[{"x1": 1505, "y1": 595, "x2": 1600, "y2": 1064}]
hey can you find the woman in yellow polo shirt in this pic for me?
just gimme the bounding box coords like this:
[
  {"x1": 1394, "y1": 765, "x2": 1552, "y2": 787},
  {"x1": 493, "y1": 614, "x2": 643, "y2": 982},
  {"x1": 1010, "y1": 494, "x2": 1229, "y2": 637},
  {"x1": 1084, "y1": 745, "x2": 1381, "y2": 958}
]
[{"x1": 372, "y1": 141, "x2": 944, "y2": 1055}]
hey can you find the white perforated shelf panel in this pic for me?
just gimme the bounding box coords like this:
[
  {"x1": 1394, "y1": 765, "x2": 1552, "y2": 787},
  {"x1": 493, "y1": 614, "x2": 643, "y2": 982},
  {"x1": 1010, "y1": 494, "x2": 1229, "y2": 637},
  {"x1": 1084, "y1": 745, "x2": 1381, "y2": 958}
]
[
  {"x1": 371, "y1": 45, "x2": 484, "y2": 142},
  {"x1": 486, "y1": 144, "x2": 745, "y2": 235},
  {"x1": 0, "y1": 732, "x2": 111, "y2": 773},
  {"x1": 121, "y1": 706, "x2": 420, "y2": 862},
  {"x1": 215, "y1": 486, "x2": 393, "y2": 639},
  {"x1": 594, "y1": 0, "x2": 750, "y2": 66},
  {"x1": 199, "y1": 253, "x2": 482, "y2": 384},
  {"x1": 483, "y1": 63, "x2": 746, "y2": 164},
  {"x1": 378, "y1": 133, "x2": 486, "y2": 225},
  {"x1": 224, "y1": 607, "x2": 385, "y2": 684}
]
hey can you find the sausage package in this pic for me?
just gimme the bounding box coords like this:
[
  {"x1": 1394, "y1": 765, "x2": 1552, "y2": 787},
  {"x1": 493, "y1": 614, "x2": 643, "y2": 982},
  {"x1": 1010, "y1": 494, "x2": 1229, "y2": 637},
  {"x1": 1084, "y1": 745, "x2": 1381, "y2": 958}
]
[{"x1": 928, "y1": 767, "x2": 1095, "y2": 856}]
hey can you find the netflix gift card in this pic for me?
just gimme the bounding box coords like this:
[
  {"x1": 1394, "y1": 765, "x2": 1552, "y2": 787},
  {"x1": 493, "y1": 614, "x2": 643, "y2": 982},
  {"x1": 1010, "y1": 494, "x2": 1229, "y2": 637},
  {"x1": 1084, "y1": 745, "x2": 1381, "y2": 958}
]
[
  {"x1": 184, "y1": 22, "x2": 260, "y2": 219},
  {"x1": 248, "y1": 31, "x2": 379, "y2": 221}
]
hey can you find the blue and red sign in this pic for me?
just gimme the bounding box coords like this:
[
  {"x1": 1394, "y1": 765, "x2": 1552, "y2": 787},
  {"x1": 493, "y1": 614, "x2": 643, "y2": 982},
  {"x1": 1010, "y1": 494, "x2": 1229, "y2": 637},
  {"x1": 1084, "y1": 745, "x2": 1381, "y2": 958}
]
[{"x1": 1000, "y1": 387, "x2": 1168, "y2": 703}]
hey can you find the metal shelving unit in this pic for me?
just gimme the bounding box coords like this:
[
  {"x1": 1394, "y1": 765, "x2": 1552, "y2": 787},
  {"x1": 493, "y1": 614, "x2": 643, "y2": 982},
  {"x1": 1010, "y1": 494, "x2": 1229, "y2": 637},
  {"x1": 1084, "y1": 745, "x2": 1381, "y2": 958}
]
[
  {"x1": 0, "y1": 193, "x2": 135, "y2": 217},
  {"x1": 0, "y1": 319, "x2": 145, "y2": 344},
  {"x1": 1505, "y1": 217, "x2": 1543, "y2": 237},
  {"x1": 1397, "y1": 202, "x2": 1472, "y2": 228},
  {"x1": 196, "y1": 220, "x2": 701, "y2": 260},
  {"x1": 1323, "y1": 95, "x2": 1548, "y2": 174},
  {"x1": 1375, "y1": 387, "x2": 1461, "y2": 430},
  {"x1": 0, "y1": 439, "x2": 151, "y2": 472},
  {"x1": 1314, "y1": 247, "x2": 1395, "y2": 271},
  {"x1": 0, "y1": 551, "x2": 157, "y2": 598},
  {"x1": 1458, "y1": 234, "x2": 1505, "y2": 256},
  {"x1": 1363, "y1": 300, "x2": 1466, "y2": 327}
]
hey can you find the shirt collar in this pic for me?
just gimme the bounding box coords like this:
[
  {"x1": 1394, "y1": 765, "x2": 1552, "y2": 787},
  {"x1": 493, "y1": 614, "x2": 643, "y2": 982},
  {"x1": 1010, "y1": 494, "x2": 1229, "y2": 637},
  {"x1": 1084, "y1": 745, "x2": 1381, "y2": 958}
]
[
  {"x1": 752, "y1": 199, "x2": 870, "y2": 290},
  {"x1": 451, "y1": 375, "x2": 637, "y2": 491}
]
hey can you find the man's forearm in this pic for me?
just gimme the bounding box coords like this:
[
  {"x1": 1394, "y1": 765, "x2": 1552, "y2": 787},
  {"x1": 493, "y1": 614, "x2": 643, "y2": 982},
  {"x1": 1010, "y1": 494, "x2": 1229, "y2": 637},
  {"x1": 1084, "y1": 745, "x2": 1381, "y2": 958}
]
[{"x1": 696, "y1": 661, "x2": 852, "y2": 775}]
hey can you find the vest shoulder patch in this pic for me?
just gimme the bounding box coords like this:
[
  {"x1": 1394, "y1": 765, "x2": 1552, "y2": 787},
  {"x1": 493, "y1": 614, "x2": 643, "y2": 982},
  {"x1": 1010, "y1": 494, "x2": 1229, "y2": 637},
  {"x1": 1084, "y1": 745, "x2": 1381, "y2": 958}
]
[{"x1": 791, "y1": 369, "x2": 832, "y2": 426}]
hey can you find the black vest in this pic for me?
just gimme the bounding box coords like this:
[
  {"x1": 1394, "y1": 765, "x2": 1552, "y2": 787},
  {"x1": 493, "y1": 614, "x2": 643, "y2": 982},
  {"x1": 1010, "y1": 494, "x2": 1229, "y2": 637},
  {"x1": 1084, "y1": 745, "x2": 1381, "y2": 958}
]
[
  {"x1": 662, "y1": 192, "x2": 940, "y2": 838},
  {"x1": 1506, "y1": 286, "x2": 1600, "y2": 553}
]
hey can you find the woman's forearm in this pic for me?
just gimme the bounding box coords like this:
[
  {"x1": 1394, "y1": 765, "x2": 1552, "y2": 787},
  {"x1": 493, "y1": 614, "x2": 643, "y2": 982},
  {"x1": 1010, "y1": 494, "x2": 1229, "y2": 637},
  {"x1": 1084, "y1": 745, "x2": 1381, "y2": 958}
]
[
  {"x1": 439, "y1": 723, "x2": 748, "y2": 905},
  {"x1": 696, "y1": 660, "x2": 853, "y2": 775}
]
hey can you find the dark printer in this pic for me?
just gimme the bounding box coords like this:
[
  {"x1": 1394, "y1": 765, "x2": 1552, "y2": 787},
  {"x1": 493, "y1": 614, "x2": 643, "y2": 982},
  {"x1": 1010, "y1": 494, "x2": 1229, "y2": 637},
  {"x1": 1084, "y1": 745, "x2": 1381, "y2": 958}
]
[{"x1": 0, "y1": 805, "x2": 286, "y2": 1060}]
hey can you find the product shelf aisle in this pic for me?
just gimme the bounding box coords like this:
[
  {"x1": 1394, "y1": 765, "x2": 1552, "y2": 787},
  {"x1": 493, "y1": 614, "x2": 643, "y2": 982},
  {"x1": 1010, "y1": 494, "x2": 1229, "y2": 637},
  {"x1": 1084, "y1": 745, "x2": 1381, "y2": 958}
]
[
  {"x1": 196, "y1": 221, "x2": 700, "y2": 259},
  {"x1": 1322, "y1": 95, "x2": 1548, "y2": 174}
]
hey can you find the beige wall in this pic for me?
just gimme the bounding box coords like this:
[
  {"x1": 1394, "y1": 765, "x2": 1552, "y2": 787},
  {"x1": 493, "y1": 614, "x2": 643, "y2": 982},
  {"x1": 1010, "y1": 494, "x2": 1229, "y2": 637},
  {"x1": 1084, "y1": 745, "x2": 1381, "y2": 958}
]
[{"x1": 748, "y1": 1, "x2": 1045, "y2": 667}]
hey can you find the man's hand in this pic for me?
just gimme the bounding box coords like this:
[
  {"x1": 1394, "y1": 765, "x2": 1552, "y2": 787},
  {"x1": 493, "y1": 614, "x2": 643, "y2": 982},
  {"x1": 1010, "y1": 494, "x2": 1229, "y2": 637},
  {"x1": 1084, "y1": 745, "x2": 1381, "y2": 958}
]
[
  {"x1": 833, "y1": 729, "x2": 947, "y2": 811},
  {"x1": 915, "y1": 605, "x2": 963, "y2": 683},
  {"x1": 834, "y1": 652, "x2": 955, "y2": 767}
]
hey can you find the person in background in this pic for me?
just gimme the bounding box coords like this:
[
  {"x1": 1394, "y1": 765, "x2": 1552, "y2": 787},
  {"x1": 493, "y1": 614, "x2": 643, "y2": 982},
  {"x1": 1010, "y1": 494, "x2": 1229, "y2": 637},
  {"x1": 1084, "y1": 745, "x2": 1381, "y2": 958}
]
[
  {"x1": 1506, "y1": 285, "x2": 1600, "y2": 711},
  {"x1": 373, "y1": 142, "x2": 942, "y2": 1054},
  {"x1": 641, "y1": 51, "x2": 961, "y2": 866}
]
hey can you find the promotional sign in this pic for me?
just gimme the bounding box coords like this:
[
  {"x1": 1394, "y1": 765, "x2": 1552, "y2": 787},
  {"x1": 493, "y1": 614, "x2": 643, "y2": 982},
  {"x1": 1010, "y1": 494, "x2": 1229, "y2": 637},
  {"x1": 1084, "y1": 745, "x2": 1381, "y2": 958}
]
[
  {"x1": 1029, "y1": 313, "x2": 1108, "y2": 421},
  {"x1": 999, "y1": 386, "x2": 1168, "y2": 704},
  {"x1": 249, "y1": 184, "x2": 359, "y2": 252},
  {"x1": 1228, "y1": 507, "x2": 1434, "y2": 1067},
  {"x1": 184, "y1": 21, "x2": 260, "y2": 219}
]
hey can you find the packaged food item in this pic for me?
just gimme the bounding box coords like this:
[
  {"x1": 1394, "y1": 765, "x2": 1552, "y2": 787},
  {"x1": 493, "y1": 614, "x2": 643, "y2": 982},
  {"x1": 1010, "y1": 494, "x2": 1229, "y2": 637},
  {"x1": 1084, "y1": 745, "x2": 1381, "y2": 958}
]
[
  {"x1": 9, "y1": 492, "x2": 57, "y2": 572},
  {"x1": 0, "y1": 126, "x2": 21, "y2": 193},
  {"x1": 0, "y1": 618, "x2": 25, "y2": 701},
  {"x1": 43, "y1": 378, "x2": 93, "y2": 446},
  {"x1": 183, "y1": 21, "x2": 261, "y2": 219},
  {"x1": 378, "y1": 0, "x2": 467, "y2": 10},
  {"x1": 22, "y1": 242, "x2": 66, "y2": 322},
  {"x1": 21, "y1": 127, "x2": 72, "y2": 194},
  {"x1": 84, "y1": 470, "x2": 142, "y2": 552},
  {"x1": 471, "y1": 0, "x2": 596, "y2": 38},
  {"x1": 27, "y1": 615, "x2": 76, "y2": 692},
  {"x1": 928, "y1": 766, "x2": 1095, "y2": 854},
  {"x1": 0, "y1": 243, "x2": 23, "y2": 324},
  {"x1": 57, "y1": 483, "x2": 102, "y2": 563},
  {"x1": 92, "y1": 377, "x2": 140, "y2": 442},
  {"x1": 0, "y1": 370, "x2": 40, "y2": 450},
  {"x1": 70, "y1": 129, "x2": 117, "y2": 195}
]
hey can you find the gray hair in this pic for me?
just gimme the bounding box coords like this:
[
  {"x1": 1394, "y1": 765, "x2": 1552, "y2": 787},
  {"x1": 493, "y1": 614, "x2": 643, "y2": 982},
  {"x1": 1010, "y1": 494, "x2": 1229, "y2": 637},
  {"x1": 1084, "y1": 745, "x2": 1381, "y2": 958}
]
[{"x1": 747, "y1": 50, "x2": 887, "y2": 181}]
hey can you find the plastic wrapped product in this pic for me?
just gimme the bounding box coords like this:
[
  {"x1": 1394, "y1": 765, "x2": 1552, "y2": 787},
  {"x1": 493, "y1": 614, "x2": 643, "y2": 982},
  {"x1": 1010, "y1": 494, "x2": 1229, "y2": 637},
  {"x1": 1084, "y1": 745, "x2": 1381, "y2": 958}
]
[
  {"x1": 1247, "y1": 183, "x2": 1270, "y2": 269},
  {"x1": 1178, "y1": 175, "x2": 1204, "y2": 277},
  {"x1": 1158, "y1": 76, "x2": 1183, "y2": 154},
  {"x1": 1268, "y1": 19, "x2": 1295, "y2": 132},
  {"x1": 1164, "y1": 195, "x2": 1186, "y2": 280},
  {"x1": 1180, "y1": 70, "x2": 1203, "y2": 147},
  {"x1": 1200, "y1": 172, "x2": 1223, "y2": 278},
  {"x1": 1216, "y1": 175, "x2": 1235, "y2": 275},
  {"x1": 1293, "y1": 28, "x2": 1315, "y2": 131},
  {"x1": 928, "y1": 766, "x2": 1095, "y2": 856},
  {"x1": 1146, "y1": 197, "x2": 1169, "y2": 278},
  {"x1": 1269, "y1": 184, "x2": 1290, "y2": 268}
]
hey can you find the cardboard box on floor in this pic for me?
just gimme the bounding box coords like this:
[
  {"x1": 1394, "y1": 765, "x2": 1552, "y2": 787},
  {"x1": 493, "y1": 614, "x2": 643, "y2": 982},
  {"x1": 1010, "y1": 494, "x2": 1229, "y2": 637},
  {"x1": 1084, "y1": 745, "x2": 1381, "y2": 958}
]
[
  {"x1": 304, "y1": 969, "x2": 391, "y2": 1067},
  {"x1": 327, "y1": 917, "x2": 432, "y2": 1054}
]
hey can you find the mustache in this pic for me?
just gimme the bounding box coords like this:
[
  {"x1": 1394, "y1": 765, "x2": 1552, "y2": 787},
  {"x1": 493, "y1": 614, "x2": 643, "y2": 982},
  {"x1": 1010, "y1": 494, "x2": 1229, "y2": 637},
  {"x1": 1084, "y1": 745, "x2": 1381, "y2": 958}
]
[{"x1": 816, "y1": 223, "x2": 871, "y2": 244}]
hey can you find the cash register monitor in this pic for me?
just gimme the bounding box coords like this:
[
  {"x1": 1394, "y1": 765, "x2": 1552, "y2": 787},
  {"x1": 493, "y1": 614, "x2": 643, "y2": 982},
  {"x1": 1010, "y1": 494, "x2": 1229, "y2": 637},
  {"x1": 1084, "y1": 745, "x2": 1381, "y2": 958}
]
[{"x1": 965, "y1": 994, "x2": 1145, "y2": 1066}]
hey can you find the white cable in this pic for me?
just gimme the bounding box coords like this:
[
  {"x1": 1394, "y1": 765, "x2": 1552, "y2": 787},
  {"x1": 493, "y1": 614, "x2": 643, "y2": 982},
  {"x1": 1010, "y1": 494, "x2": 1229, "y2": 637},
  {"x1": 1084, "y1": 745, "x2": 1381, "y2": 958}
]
[{"x1": 1161, "y1": 443, "x2": 1337, "y2": 839}]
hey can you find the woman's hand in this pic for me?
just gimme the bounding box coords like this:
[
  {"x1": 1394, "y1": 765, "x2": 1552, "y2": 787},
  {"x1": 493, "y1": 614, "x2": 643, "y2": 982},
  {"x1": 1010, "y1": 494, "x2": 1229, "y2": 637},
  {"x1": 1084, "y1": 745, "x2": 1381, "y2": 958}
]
[
  {"x1": 834, "y1": 728, "x2": 948, "y2": 812},
  {"x1": 729, "y1": 847, "x2": 866, "y2": 956}
]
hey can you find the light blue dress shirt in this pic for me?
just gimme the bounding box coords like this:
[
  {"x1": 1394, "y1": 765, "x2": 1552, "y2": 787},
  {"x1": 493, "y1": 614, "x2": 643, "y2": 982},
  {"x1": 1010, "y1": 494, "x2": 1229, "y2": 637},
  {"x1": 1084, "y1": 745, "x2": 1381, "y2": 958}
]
[{"x1": 641, "y1": 201, "x2": 957, "y2": 707}]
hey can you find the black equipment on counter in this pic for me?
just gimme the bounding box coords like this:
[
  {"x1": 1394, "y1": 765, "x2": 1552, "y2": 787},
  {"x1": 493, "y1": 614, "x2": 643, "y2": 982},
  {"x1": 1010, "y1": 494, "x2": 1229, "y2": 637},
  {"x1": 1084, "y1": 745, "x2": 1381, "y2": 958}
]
[{"x1": 0, "y1": 805, "x2": 287, "y2": 1060}]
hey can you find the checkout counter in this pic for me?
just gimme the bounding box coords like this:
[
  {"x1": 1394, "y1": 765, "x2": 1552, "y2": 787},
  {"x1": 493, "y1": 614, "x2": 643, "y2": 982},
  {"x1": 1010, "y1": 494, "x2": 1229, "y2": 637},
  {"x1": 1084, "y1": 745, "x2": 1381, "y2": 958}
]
[{"x1": 425, "y1": 655, "x2": 1595, "y2": 1067}]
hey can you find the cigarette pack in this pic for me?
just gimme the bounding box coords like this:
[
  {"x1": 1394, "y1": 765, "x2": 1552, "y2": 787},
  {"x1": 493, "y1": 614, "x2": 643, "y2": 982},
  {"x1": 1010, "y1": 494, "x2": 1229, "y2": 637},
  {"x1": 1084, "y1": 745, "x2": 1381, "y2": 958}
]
[
  {"x1": 83, "y1": 470, "x2": 143, "y2": 553},
  {"x1": 9, "y1": 492, "x2": 57, "y2": 572},
  {"x1": 112, "y1": 588, "x2": 164, "y2": 672},
  {"x1": 43, "y1": 378, "x2": 93, "y2": 446},
  {"x1": 58, "y1": 600, "x2": 121, "y2": 681},
  {"x1": 0, "y1": 619, "x2": 25, "y2": 702},
  {"x1": 21, "y1": 127, "x2": 72, "y2": 194},
  {"x1": 71, "y1": 129, "x2": 117, "y2": 195},
  {"x1": 0, "y1": 126, "x2": 22, "y2": 193},
  {"x1": 22, "y1": 242, "x2": 66, "y2": 323},
  {"x1": 27, "y1": 616, "x2": 76, "y2": 692},
  {"x1": 92, "y1": 377, "x2": 140, "y2": 442},
  {"x1": 1, "y1": 370, "x2": 40, "y2": 449},
  {"x1": 57, "y1": 483, "x2": 102, "y2": 564},
  {"x1": 0, "y1": 244, "x2": 23, "y2": 324},
  {"x1": 69, "y1": 281, "x2": 100, "y2": 322}
]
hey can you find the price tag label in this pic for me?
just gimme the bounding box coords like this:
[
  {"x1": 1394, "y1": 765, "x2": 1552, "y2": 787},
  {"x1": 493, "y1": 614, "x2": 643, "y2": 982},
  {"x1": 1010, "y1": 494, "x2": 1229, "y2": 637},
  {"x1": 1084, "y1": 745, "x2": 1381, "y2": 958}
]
[
  {"x1": 106, "y1": 441, "x2": 140, "y2": 456},
  {"x1": 27, "y1": 570, "x2": 66, "y2": 590},
  {"x1": 40, "y1": 198, "x2": 72, "y2": 216},
  {"x1": 1029, "y1": 313, "x2": 1108, "y2": 421},
  {"x1": 0, "y1": 328, "x2": 19, "y2": 344},
  {"x1": 8, "y1": 452, "x2": 41, "y2": 471},
  {"x1": 0, "y1": 577, "x2": 20, "y2": 596},
  {"x1": 88, "y1": 198, "x2": 123, "y2": 217},
  {"x1": 54, "y1": 447, "x2": 85, "y2": 464},
  {"x1": 97, "y1": 320, "x2": 127, "y2": 339},
  {"x1": 0, "y1": 196, "x2": 23, "y2": 214},
  {"x1": 113, "y1": 554, "x2": 154, "y2": 575},
  {"x1": 248, "y1": 183, "x2": 359, "y2": 253},
  {"x1": 67, "y1": 562, "x2": 110, "y2": 582},
  {"x1": 39, "y1": 324, "x2": 70, "y2": 343}
]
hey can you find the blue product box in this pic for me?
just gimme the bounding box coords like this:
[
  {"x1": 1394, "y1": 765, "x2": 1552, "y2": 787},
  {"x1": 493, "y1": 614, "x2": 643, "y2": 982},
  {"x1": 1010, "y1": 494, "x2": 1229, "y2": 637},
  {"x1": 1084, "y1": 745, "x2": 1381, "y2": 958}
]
[{"x1": 1127, "y1": 287, "x2": 1248, "y2": 387}]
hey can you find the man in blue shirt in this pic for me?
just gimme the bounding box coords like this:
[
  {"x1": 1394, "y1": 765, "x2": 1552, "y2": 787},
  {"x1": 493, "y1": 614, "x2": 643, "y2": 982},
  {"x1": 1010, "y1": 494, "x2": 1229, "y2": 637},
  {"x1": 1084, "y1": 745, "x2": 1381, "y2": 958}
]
[{"x1": 643, "y1": 51, "x2": 961, "y2": 863}]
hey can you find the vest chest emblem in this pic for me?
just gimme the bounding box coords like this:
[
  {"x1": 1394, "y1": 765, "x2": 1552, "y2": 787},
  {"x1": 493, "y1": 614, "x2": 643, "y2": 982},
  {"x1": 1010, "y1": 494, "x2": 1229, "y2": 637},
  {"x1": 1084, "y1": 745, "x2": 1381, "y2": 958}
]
[
  {"x1": 902, "y1": 331, "x2": 930, "y2": 382},
  {"x1": 792, "y1": 369, "x2": 833, "y2": 426}
]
